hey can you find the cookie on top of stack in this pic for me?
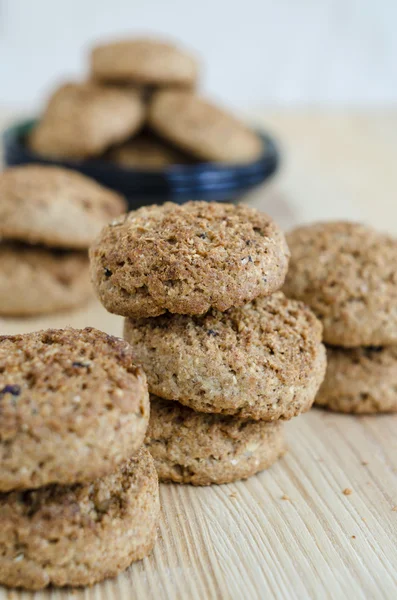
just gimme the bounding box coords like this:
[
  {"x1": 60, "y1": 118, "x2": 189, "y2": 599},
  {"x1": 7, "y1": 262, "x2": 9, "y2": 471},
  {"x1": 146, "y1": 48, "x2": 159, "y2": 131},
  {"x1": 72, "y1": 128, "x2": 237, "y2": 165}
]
[
  {"x1": 29, "y1": 37, "x2": 263, "y2": 169},
  {"x1": 90, "y1": 201, "x2": 326, "y2": 485},
  {"x1": 0, "y1": 327, "x2": 159, "y2": 590},
  {"x1": 90, "y1": 38, "x2": 199, "y2": 89},
  {"x1": 0, "y1": 164, "x2": 125, "y2": 316},
  {"x1": 284, "y1": 221, "x2": 397, "y2": 414}
]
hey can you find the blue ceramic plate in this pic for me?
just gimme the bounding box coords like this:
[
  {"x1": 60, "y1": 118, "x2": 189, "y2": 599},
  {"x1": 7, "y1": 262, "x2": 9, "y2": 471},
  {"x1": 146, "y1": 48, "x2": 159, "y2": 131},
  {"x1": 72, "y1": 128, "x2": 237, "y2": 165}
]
[{"x1": 3, "y1": 119, "x2": 279, "y2": 209}]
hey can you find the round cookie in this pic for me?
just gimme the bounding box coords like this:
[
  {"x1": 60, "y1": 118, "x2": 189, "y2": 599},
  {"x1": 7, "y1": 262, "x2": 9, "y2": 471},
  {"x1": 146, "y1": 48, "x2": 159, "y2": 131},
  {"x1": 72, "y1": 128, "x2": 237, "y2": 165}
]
[
  {"x1": 283, "y1": 221, "x2": 397, "y2": 347},
  {"x1": 91, "y1": 38, "x2": 198, "y2": 87},
  {"x1": 108, "y1": 133, "x2": 191, "y2": 169},
  {"x1": 0, "y1": 243, "x2": 92, "y2": 316},
  {"x1": 0, "y1": 165, "x2": 126, "y2": 248},
  {"x1": 0, "y1": 327, "x2": 149, "y2": 491},
  {"x1": 316, "y1": 345, "x2": 397, "y2": 414},
  {"x1": 29, "y1": 82, "x2": 145, "y2": 158},
  {"x1": 148, "y1": 90, "x2": 263, "y2": 163},
  {"x1": 146, "y1": 396, "x2": 286, "y2": 485},
  {"x1": 90, "y1": 201, "x2": 290, "y2": 318},
  {"x1": 0, "y1": 448, "x2": 159, "y2": 590},
  {"x1": 124, "y1": 292, "x2": 326, "y2": 420}
]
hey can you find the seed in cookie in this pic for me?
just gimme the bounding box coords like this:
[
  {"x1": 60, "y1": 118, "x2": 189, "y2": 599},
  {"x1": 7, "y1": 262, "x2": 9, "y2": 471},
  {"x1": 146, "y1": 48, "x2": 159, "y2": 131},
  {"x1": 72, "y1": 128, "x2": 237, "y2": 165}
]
[
  {"x1": 90, "y1": 201, "x2": 290, "y2": 318},
  {"x1": 90, "y1": 38, "x2": 198, "y2": 87},
  {"x1": 124, "y1": 292, "x2": 326, "y2": 420},
  {"x1": 316, "y1": 345, "x2": 397, "y2": 414},
  {"x1": 0, "y1": 165, "x2": 126, "y2": 249},
  {"x1": 0, "y1": 327, "x2": 149, "y2": 491},
  {"x1": 149, "y1": 90, "x2": 263, "y2": 163},
  {"x1": 29, "y1": 82, "x2": 145, "y2": 159},
  {"x1": 283, "y1": 221, "x2": 397, "y2": 347},
  {"x1": 146, "y1": 396, "x2": 286, "y2": 485},
  {"x1": 0, "y1": 243, "x2": 92, "y2": 316},
  {"x1": 0, "y1": 448, "x2": 159, "y2": 590}
]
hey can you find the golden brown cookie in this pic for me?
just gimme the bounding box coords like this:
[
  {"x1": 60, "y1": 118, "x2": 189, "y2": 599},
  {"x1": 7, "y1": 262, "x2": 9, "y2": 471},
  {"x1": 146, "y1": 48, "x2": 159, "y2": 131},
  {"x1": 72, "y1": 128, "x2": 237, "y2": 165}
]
[
  {"x1": 0, "y1": 448, "x2": 159, "y2": 590},
  {"x1": 0, "y1": 243, "x2": 91, "y2": 316},
  {"x1": 316, "y1": 345, "x2": 397, "y2": 413},
  {"x1": 0, "y1": 327, "x2": 149, "y2": 491},
  {"x1": 148, "y1": 90, "x2": 263, "y2": 163},
  {"x1": 0, "y1": 165, "x2": 126, "y2": 248},
  {"x1": 29, "y1": 82, "x2": 145, "y2": 158},
  {"x1": 91, "y1": 38, "x2": 198, "y2": 87},
  {"x1": 283, "y1": 221, "x2": 397, "y2": 347},
  {"x1": 146, "y1": 396, "x2": 286, "y2": 485},
  {"x1": 108, "y1": 133, "x2": 191, "y2": 169},
  {"x1": 124, "y1": 292, "x2": 326, "y2": 420},
  {"x1": 90, "y1": 201, "x2": 290, "y2": 318}
]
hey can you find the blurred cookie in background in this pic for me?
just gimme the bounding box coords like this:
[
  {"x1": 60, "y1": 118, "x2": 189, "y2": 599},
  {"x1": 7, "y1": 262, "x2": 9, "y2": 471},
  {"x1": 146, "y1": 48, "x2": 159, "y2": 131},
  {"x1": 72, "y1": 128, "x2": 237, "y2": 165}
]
[
  {"x1": 149, "y1": 90, "x2": 263, "y2": 164},
  {"x1": 107, "y1": 132, "x2": 193, "y2": 170},
  {"x1": 0, "y1": 165, "x2": 126, "y2": 316},
  {"x1": 0, "y1": 244, "x2": 91, "y2": 317},
  {"x1": 29, "y1": 82, "x2": 145, "y2": 159},
  {"x1": 90, "y1": 38, "x2": 199, "y2": 89},
  {"x1": 316, "y1": 345, "x2": 397, "y2": 414},
  {"x1": 0, "y1": 165, "x2": 126, "y2": 249}
]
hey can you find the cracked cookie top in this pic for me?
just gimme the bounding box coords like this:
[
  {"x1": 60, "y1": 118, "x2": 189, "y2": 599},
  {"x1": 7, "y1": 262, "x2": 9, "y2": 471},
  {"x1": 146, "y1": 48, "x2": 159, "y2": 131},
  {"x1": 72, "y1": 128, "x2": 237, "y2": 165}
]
[
  {"x1": 90, "y1": 201, "x2": 290, "y2": 318},
  {"x1": 0, "y1": 327, "x2": 149, "y2": 491},
  {"x1": 124, "y1": 291, "x2": 326, "y2": 420}
]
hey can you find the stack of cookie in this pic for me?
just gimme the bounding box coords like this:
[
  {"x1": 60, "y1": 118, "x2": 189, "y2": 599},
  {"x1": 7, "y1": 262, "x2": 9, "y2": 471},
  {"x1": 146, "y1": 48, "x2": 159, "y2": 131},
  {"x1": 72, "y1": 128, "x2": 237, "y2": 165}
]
[
  {"x1": 0, "y1": 164, "x2": 125, "y2": 316},
  {"x1": 284, "y1": 221, "x2": 397, "y2": 414},
  {"x1": 90, "y1": 201, "x2": 326, "y2": 485},
  {"x1": 29, "y1": 37, "x2": 263, "y2": 168},
  {"x1": 0, "y1": 327, "x2": 159, "y2": 590}
]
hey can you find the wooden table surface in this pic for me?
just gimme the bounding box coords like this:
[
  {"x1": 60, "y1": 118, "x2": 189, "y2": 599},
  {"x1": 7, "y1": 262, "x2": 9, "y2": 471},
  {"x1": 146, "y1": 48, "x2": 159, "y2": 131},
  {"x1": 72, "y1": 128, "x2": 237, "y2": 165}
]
[{"x1": 1, "y1": 111, "x2": 396, "y2": 600}]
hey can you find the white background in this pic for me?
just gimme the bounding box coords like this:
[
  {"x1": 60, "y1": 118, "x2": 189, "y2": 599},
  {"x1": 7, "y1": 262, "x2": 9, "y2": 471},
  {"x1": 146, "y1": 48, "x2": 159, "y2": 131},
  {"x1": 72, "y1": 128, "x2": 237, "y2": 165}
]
[{"x1": 1, "y1": 0, "x2": 396, "y2": 111}]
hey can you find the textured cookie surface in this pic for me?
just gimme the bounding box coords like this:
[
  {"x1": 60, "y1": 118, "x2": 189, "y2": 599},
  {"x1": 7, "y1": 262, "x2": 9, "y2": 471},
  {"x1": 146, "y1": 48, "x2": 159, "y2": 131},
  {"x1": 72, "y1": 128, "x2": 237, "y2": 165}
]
[
  {"x1": 0, "y1": 165, "x2": 126, "y2": 248},
  {"x1": 149, "y1": 90, "x2": 263, "y2": 163},
  {"x1": 0, "y1": 243, "x2": 91, "y2": 316},
  {"x1": 316, "y1": 345, "x2": 397, "y2": 413},
  {"x1": 284, "y1": 221, "x2": 397, "y2": 347},
  {"x1": 0, "y1": 327, "x2": 149, "y2": 491},
  {"x1": 29, "y1": 82, "x2": 144, "y2": 158},
  {"x1": 0, "y1": 448, "x2": 159, "y2": 590},
  {"x1": 124, "y1": 292, "x2": 326, "y2": 420},
  {"x1": 108, "y1": 133, "x2": 191, "y2": 169},
  {"x1": 146, "y1": 397, "x2": 286, "y2": 485},
  {"x1": 91, "y1": 38, "x2": 198, "y2": 87},
  {"x1": 90, "y1": 201, "x2": 290, "y2": 318}
]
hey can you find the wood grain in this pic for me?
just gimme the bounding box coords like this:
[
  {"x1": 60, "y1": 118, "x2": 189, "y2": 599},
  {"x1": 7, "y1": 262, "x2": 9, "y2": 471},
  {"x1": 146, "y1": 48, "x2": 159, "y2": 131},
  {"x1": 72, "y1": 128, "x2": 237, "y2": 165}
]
[{"x1": 1, "y1": 111, "x2": 397, "y2": 599}]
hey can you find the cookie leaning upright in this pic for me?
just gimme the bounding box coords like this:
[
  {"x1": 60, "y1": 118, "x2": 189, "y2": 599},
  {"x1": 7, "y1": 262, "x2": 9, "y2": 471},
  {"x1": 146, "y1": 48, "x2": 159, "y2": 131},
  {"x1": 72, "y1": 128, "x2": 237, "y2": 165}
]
[
  {"x1": 89, "y1": 201, "x2": 290, "y2": 318},
  {"x1": 0, "y1": 327, "x2": 149, "y2": 491}
]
